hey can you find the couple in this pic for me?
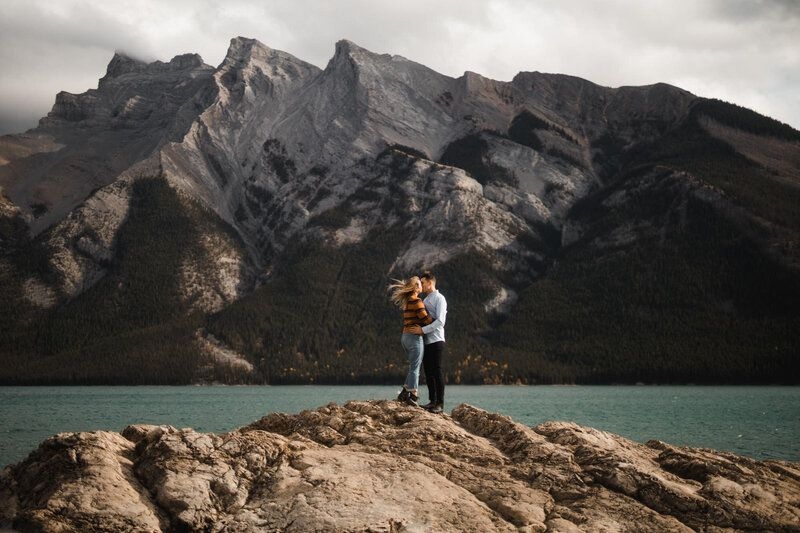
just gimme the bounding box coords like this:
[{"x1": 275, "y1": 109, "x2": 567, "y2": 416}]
[{"x1": 389, "y1": 271, "x2": 447, "y2": 414}]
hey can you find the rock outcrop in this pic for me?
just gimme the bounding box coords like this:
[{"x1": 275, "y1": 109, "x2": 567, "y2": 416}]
[{"x1": 1, "y1": 400, "x2": 798, "y2": 532}]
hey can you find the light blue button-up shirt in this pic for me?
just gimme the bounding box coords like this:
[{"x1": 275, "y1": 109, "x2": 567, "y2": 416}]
[{"x1": 421, "y1": 290, "x2": 447, "y2": 344}]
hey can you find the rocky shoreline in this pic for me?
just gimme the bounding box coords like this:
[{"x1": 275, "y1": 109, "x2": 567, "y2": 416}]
[{"x1": 1, "y1": 400, "x2": 798, "y2": 532}]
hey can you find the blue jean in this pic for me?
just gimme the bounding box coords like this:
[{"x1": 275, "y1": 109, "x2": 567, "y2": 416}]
[{"x1": 401, "y1": 333, "x2": 424, "y2": 392}]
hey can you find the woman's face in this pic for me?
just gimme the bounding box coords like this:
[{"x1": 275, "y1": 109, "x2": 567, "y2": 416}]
[{"x1": 414, "y1": 280, "x2": 422, "y2": 295}]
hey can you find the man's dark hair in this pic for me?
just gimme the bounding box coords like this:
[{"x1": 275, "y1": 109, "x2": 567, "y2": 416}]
[{"x1": 420, "y1": 270, "x2": 436, "y2": 283}]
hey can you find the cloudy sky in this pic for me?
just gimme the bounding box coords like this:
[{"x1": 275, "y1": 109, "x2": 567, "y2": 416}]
[{"x1": 1, "y1": 0, "x2": 798, "y2": 135}]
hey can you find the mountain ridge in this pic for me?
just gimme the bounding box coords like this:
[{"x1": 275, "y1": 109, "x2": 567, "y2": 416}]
[{"x1": 0, "y1": 37, "x2": 798, "y2": 385}]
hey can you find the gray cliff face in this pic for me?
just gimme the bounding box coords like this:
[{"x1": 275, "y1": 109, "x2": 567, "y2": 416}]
[
  {"x1": 1, "y1": 36, "x2": 798, "y2": 385},
  {"x1": 0, "y1": 45, "x2": 253, "y2": 305},
  {"x1": 0, "y1": 36, "x2": 697, "y2": 296},
  {"x1": 0, "y1": 49, "x2": 220, "y2": 301},
  {"x1": 1, "y1": 401, "x2": 798, "y2": 532},
  {"x1": 7, "y1": 50, "x2": 214, "y2": 234},
  {"x1": 159, "y1": 37, "x2": 323, "y2": 263},
  {"x1": 151, "y1": 36, "x2": 696, "y2": 290}
]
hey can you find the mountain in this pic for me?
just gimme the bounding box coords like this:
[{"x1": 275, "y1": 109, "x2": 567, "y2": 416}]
[
  {"x1": 0, "y1": 37, "x2": 798, "y2": 384},
  {"x1": 3, "y1": 400, "x2": 799, "y2": 531}
]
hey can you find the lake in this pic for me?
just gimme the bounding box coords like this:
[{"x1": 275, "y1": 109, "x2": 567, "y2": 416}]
[{"x1": 1, "y1": 385, "x2": 798, "y2": 468}]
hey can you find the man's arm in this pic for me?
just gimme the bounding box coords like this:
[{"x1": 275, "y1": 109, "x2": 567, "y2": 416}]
[{"x1": 421, "y1": 295, "x2": 447, "y2": 335}]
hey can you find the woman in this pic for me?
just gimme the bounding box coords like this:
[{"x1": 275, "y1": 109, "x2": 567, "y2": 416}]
[{"x1": 388, "y1": 276, "x2": 433, "y2": 406}]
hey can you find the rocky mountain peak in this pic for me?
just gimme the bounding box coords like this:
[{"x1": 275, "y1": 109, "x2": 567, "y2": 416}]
[
  {"x1": 460, "y1": 70, "x2": 496, "y2": 93},
  {"x1": 333, "y1": 39, "x2": 371, "y2": 59},
  {"x1": 329, "y1": 39, "x2": 440, "y2": 77},
  {"x1": 165, "y1": 53, "x2": 206, "y2": 71},
  {"x1": 99, "y1": 52, "x2": 211, "y2": 88},
  {"x1": 102, "y1": 52, "x2": 147, "y2": 80},
  {"x1": 219, "y1": 36, "x2": 320, "y2": 82},
  {"x1": 512, "y1": 70, "x2": 595, "y2": 93},
  {"x1": 326, "y1": 39, "x2": 403, "y2": 77},
  {"x1": 325, "y1": 39, "x2": 363, "y2": 75},
  {"x1": 1, "y1": 36, "x2": 798, "y2": 388},
  {"x1": 224, "y1": 36, "x2": 270, "y2": 63}
]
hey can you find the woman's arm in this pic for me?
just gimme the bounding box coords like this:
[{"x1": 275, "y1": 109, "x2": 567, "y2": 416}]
[{"x1": 416, "y1": 301, "x2": 433, "y2": 325}]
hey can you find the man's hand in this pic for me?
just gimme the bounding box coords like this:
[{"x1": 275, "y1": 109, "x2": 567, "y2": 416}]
[{"x1": 408, "y1": 325, "x2": 423, "y2": 335}]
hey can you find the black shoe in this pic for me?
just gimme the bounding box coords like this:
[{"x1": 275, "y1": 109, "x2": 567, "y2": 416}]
[
  {"x1": 404, "y1": 392, "x2": 419, "y2": 406},
  {"x1": 429, "y1": 404, "x2": 444, "y2": 414},
  {"x1": 421, "y1": 402, "x2": 436, "y2": 410},
  {"x1": 397, "y1": 388, "x2": 410, "y2": 402}
]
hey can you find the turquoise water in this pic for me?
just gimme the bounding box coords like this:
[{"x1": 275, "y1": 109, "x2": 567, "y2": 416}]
[{"x1": 1, "y1": 385, "x2": 798, "y2": 468}]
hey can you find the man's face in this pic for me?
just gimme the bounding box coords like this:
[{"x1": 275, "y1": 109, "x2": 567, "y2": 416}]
[{"x1": 421, "y1": 278, "x2": 433, "y2": 293}]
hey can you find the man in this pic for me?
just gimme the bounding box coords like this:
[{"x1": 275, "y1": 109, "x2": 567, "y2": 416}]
[{"x1": 408, "y1": 271, "x2": 447, "y2": 413}]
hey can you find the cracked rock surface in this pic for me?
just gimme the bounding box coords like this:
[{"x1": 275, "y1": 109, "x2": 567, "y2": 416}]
[{"x1": 1, "y1": 400, "x2": 798, "y2": 532}]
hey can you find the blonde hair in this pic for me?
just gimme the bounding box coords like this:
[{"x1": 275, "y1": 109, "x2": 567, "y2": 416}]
[{"x1": 388, "y1": 276, "x2": 421, "y2": 308}]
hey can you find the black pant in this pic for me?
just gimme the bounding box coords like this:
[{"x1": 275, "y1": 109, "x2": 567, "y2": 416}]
[{"x1": 422, "y1": 341, "x2": 445, "y2": 405}]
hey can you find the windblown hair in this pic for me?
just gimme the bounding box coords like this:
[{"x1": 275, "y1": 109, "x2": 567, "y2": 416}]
[{"x1": 388, "y1": 276, "x2": 421, "y2": 308}]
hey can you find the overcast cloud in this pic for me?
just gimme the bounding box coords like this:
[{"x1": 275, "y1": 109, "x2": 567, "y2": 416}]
[{"x1": 1, "y1": 0, "x2": 798, "y2": 135}]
